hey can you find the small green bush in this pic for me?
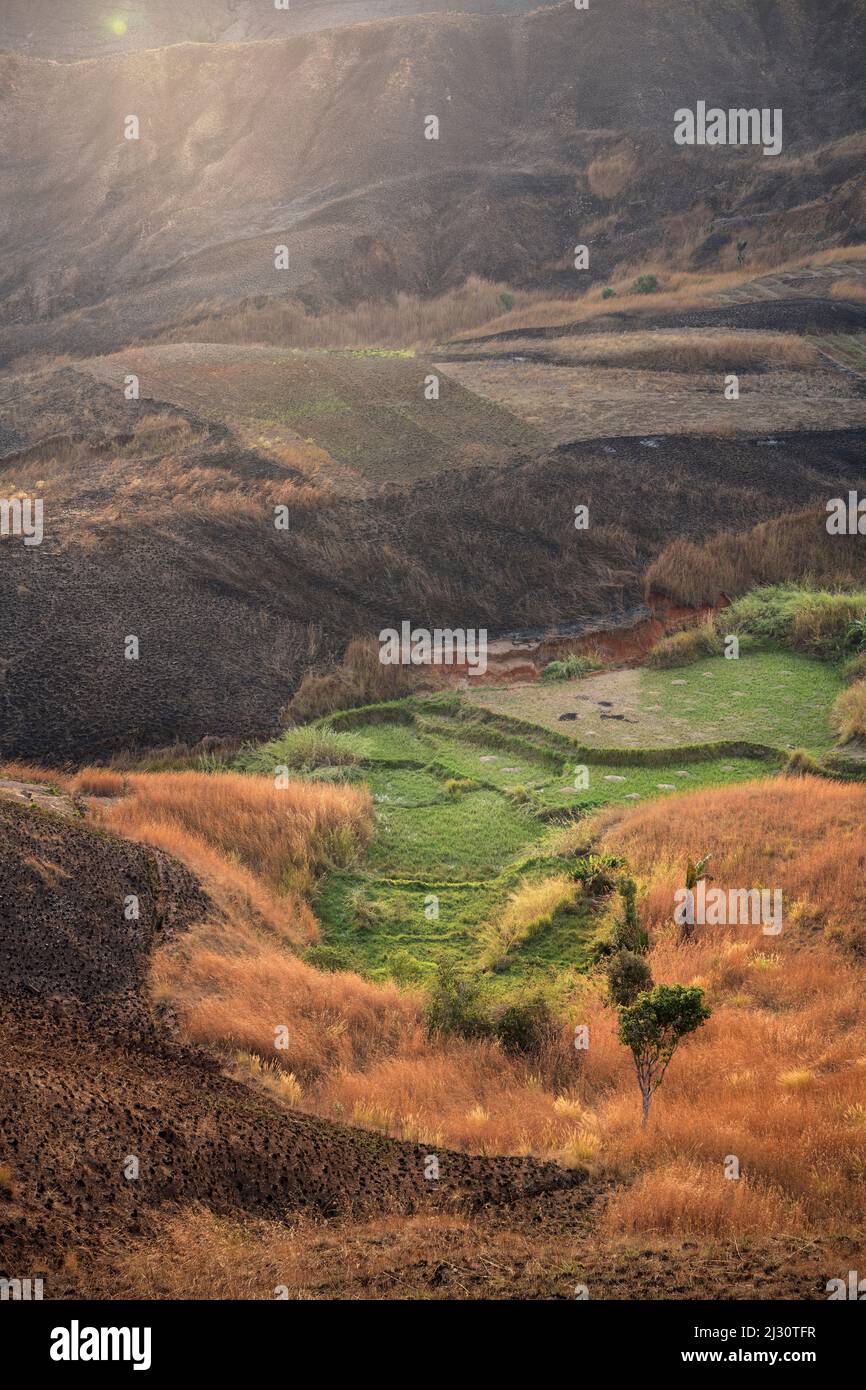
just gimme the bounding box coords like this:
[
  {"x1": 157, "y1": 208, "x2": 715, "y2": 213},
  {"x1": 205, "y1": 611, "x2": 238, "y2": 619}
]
[
  {"x1": 236, "y1": 723, "x2": 363, "y2": 774},
  {"x1": 425, "y1": 964, "x2": 493, "y2": 1041},
  {"x1": 846, "y1": 612, "x2": 866, "y2": 653},
  {"x1": 492, "y1": 993, "x2": 558, "y2": 1058},
  {"x1": 607, "y1": 949, "x2": 653, "y2": 1006},
  {"x1": 602, "y1": 287, "x2": 616, "y2": 300},
  {"x1": 631, "y1": 273, "x2": 660, "y2": 295},
  {"x1": 612, "y1": 877, "x2": 649, "y2": 954},
  {"x1": 572, "y1": 853, "x2": 623, "y2": 895},
  {"x1": 498, "y1": 290, "x2": 516, "y2": 312},
  {"x1": 540, "y1": 653, "x2": 604, "y2": 682}
]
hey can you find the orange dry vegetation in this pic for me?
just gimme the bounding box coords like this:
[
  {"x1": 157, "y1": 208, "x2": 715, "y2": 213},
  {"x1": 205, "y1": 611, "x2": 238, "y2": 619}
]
[
  {"x1": 587, "y1": 777, "x2": 866, "y2": 1234},
  {"x1": 93, "y1": 770, "x2": 373, "y2": 946},
  {"x1": 83, "y1": 765, "x2": 866, "y2": 1239},
  {"x1": 646, "y1": 506, "x2": 866, "y2": 607}
]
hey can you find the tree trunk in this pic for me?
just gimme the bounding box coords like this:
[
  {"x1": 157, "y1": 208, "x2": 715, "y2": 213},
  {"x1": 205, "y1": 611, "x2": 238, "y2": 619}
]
[{"x1": 641, "y1": 1088, "x2": 651, "y2": 1128}]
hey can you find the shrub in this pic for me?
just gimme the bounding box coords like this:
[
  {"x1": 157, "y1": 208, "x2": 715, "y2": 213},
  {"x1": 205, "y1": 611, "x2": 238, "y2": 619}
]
[
  {"x1": 388, "y1": 948, "x2": 426, "y2": 986},
  {"x1": 607, "y1": 949, "x2": 653, "y2": 1007},
  {"x1": 846, "y1": 612, "x2": 866, "y2": 653},
  {"x1": 831, "y1": 681, "x2": 866, "y2": 744},
  {"x1": 784, "y1": 748, "x2": 824, "y2": 777},
  {"x1": 425, "y1": 964, "x2": 493, "y2": 1042},
  {"x1": 601, "y1": 287, "x2": 616, "y2": 299},
  {"x1": 572, "y1": 853, "x2": 623, "y2": 895},
  {"x1": 612, "y1": 877, "x2": 648, "y2": 954},
  {"x1": 843, "y1": 652, "x2": 866, "y2": 684},
  {"x1": 540, "y1": 653, "x2": 604, "y2": 682},
  {"x1": 236, "y1": 723, "x2": 363, "y2": 775},
  {"x1": 492, "y1": 993, "x2": 558, "y2": 1059},
  {"x1": 646, "y1": 622, "x2": 722, "y2": 668},
  {"x1": 631, "y1": 273, "x2": 660, "y2": 295},
  {"x1": 498, "y1": 290, "x2": 516, "y2": 312}
]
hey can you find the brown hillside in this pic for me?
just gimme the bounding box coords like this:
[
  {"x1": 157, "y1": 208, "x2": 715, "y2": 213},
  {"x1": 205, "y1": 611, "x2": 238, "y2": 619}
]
[{"x1": 1, "y1": 1, "x2": 865, "y2": 363}]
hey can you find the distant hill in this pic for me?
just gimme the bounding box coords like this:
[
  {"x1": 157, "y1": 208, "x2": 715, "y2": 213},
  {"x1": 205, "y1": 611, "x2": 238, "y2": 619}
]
[
  {"x1": 1, "y1": 1, "x2": 864, "y2": 363},
  {"x1": 0, "y1": 0, "x2": 559, "y2": 58}
]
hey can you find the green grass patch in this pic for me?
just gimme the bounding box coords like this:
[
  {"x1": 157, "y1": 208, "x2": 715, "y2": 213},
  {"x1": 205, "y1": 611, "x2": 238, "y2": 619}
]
[{"x1": 643, "y1": 650, "x2": 843, "y2": 753}]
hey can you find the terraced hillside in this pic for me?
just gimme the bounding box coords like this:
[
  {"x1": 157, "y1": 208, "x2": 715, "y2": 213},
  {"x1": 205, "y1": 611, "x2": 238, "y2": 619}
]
[
  {"x1": 236, "y1": 689, "x2": 800, "y2": 993},
  {"x1": 80, "y1": 343, "x2": 541, "y2": 492}
]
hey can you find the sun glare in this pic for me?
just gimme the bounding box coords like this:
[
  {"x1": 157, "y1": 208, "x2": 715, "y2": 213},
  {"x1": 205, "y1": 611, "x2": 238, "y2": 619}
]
[{"x1": 107, "y1": 14, "x2": 128, "y2": 36}]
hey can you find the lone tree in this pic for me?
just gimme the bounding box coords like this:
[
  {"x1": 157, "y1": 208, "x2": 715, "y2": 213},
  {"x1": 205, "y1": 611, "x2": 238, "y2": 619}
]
[{"x1": 618, "y1": 984, "x2": 710, "y2": 1127}]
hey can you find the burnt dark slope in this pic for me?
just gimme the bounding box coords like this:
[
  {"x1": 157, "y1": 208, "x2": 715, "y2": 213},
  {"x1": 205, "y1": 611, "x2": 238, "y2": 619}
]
[
  {"x1": 2, "y1": 377, "x2": 865, "y2": 761},
  {"x1": 1, "y1": 1, "x2": 864, "y2": 363}
]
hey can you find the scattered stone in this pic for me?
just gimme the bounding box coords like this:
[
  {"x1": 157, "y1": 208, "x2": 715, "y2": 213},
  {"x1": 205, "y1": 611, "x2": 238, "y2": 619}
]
[
  {"x1": 479, "y1": 755, "x2": 498, "y2": 762},
  {"x1": 674, "y1": 770, "x2": 690, "y2": 777},
  {"x1": 671, "y1": 679, "x2": 687, "y2": 685},
  {"x1": 604, "y1": 775, "x2": 627, "y2": 782},
  {"x1": 656, "y1": 783, "x2": 676, "y2": 790},
  {"x1": 558, "y1": 712, "x2": 578, "y2": 722},
  {"x1": 624, "y1": 793, "x2": 642, "y2": 800},
  {"x1": 502, "y1": 766, "x2": 522, "y2": 773}
]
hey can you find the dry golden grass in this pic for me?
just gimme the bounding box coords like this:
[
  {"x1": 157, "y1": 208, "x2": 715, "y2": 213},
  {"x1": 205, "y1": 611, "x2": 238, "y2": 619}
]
[
  {"x1": 95, "y1": 770, "x2": 371, "y2": 897},
  {"x1": 830, "y1": 278, "x2": 866, "y2": 302},
  {"x1": 106, "y1": 1206, "x2": 556, "y2": 1301},
  {"x1": 572, "y1": 777, "x2": 866, "y2": 1235},
  {"x1": 831, "y1": 680, "x2": 866, "y2": 743},
  {"x1": 459, "y1": 330, "x2": 819, "y2": 372},
  {"x1": 451, "y1": 245, "x2": 866, "y2": 341},
  {"x1": 286, "y1": 636, "x2": 421, "y2": 723},
  {"x1": 68, "y1": 768, "x2": 128, "y2": 797},
  {"x1": 0, "y1": 760, "x2": 65, "y2": 786},
  {"x1": 91, "y1": 770, "x2": 372, "y2": 948},
  {"x1": 646, "y1": 507, "x2": 866, "y2": 607},
  {"x1": 160, "y1": 278, "x2": 535, "y2": 351}
]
